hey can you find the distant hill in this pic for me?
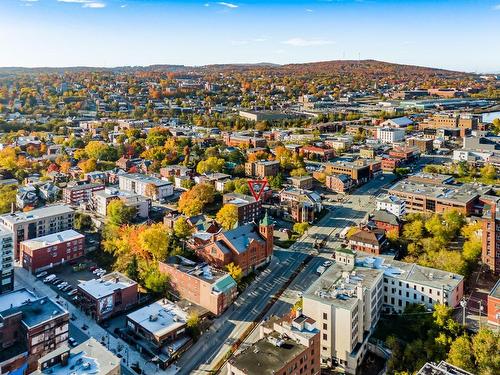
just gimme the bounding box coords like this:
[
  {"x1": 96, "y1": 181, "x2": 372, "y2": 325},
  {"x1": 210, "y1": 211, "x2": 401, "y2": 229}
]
[{"x1": 0, "y1": 60, "x2": 473, "y2": 78}]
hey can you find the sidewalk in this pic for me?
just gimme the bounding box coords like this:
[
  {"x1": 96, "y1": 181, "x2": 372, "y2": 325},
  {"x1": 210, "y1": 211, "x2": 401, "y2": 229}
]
[{"x1": 14, "y1": 264, "x2": 180, "y2": 375}]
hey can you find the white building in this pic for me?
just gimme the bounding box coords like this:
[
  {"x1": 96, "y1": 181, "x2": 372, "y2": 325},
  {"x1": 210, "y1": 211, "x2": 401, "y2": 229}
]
[
  {"x1": 376, "y1": 127, "x2": 406, "y2": 144},
  {"x1": 92, "y1": 188, "x2": 150, "y2": 219},
  {"x1": 303, "y1": 257, "x2": 383, "y2": 374},
  {"x1": 0, "y1": 204, "x2": 75, "y2": 259},
  {"x1": 380, "y1": 116, "x2": 413, "y2": 128},
  {"x1": 118, "y1": 173, "x2": 173, "y2": 202},
  {"x1": 0, "y1": 228, "x2": 14, "y2": 294},
  {"x1": 376, "y1": 194, "x2": 406, "y2": 218}
]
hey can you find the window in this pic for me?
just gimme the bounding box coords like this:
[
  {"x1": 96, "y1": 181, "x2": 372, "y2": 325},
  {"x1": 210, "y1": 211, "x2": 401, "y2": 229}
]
[
  {"x1": 323, "y1": 333, "x2": 327, "y2": 340},
  {"x1": 323, "y1": 323, "x2": 327, "y2": 330},
  {"x1": 323, "y1": 313, "x2": 327, "y2": 320}
]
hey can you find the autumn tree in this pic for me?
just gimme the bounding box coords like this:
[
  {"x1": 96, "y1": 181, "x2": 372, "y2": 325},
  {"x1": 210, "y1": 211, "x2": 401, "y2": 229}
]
[
  {"x1": 173, "y1": 217, "x2": 192, "y2": 239},
  {"x1": 178, "y1": 183, "x2": 215, "y2": 216},
  {"x1": 107, "y1": 199, "x2": 136, "y2": 226},
  {"x1": 226, "y1": 262, "x2": 243, "y2": 283},
  {"x1": 216, "y1": 204, "x2": 239, "y2": 230},
  {"x1": 139, "y1": 223, "x2": 170, "y2": 261},
  {"x1": 196, "y1": 156, "x2": 225, "y2": 175}
]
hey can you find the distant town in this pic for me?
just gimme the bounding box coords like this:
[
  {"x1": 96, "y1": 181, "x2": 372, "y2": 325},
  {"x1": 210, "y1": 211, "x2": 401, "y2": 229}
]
[{"x1": 0, "y1": 60, "x2": 498, "y2": 375}]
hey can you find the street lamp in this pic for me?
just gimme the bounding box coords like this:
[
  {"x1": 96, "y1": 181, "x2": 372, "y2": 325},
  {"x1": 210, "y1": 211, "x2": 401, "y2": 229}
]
[{"x1": 460, "y1": 298, "x2": 467, "y2": 327}]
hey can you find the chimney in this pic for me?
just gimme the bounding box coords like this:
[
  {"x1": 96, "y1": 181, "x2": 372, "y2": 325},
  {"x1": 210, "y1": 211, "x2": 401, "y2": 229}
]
[
  {"x1": 10, "y1": 202, "x2": 14, "y2": 214},
  {"x1": 295, "y1": 308, "x2": 302, "y2": 319}
]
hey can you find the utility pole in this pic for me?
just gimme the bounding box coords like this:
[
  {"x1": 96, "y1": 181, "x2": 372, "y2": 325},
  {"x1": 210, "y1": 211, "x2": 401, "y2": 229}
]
[
  {"x1": 478, "y1": 300, "x2": 483, "y2": 330},
  {"x1": 460, "y1": 298, "x2": 467, "y2": 327}
]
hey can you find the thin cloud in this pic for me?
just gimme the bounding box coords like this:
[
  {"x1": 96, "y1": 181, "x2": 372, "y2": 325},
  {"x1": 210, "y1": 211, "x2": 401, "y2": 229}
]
[
  {"x1": 493, "y1": 4, "x2": 500, "y2": 10},
  {"x1": 120, "y1": 4, "x2": 127, "y2": 8},
  {"x1": 217, "y1": 2, "x2": 238, "y2": 9},
  {"x1": 58, "y1": 0, "x2": 107, "y2": 8},
  {"x1": 282, "y1": 37, "x2": 334, "y2": 47},
  {"x1": 305, "y1": 9, "x2": 314, "y2": 13}
]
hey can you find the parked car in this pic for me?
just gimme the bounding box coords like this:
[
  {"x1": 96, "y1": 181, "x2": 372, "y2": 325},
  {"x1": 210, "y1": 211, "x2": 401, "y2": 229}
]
[
  {"x1": 43, "y1": 274, "x2": 56, "y2": 283},
  {"x1": 68, "y1": 337, "x2": 78, "y2": 347},
  {"x1": 63, "y1": 285, "x2": 72, "y2": 292},
  {"x1": 68, "y1": 289, "x2": 78, "y2": 296},
  {"x1": 51, "y1": 278, "x2": 61, "y2": 285},
  {"x1": 36, "y1": 271, "x2": 48, "y2": 278},
  {"x1": 316, "y1": 266, "x2": 326, "y2": 275},
  {"x1": 322, "y1": 261, "x2": 333, "y2": 268},
  {"x1": 57, "y1": 282, "x2": 68, "y2": 289}
]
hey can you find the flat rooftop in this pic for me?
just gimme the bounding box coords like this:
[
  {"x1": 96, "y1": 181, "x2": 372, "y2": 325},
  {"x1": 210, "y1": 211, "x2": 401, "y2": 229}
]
[
  {"x1": 355, "y1": 252, "x2": 463, "y2": 291},
  {"x1": 34, "y1": 338, "x2": 120, "y2": 375},
  {"x1": 78, "y1": 272, "x2": 137, "y2": 299},
  {"x1": 417, "y1": 361, "x2": 473, "y2": 375},
  {"x1": 0, "y1": 288, "x2": 67, "y2": 329},
  {"x1": 121, "y1": 173, "x2": 172, "y2": 186},
  {"x1": 229, "y1": 333, "x2": 307, "y2": 375},
  {"x1": 0, "y1": 204, "x2": 74, "y2": 225},
  {"x1": 304, "y1": 263, "x2": 381, "y2": 310},
  {"x1": 388, "y1": 179, "x2": 491, "y2": 205},
  {"x1": 127, "y1": 299, "x2": 187, "y2": 338},
  {"x1": 20, "y1": 229, "x2": 83, "y2": 250}
]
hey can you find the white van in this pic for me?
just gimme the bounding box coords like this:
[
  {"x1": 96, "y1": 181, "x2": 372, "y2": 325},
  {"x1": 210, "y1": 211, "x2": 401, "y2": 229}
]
[{"x1": 43, "y1": 274, "x2": 56, "y2": 283}]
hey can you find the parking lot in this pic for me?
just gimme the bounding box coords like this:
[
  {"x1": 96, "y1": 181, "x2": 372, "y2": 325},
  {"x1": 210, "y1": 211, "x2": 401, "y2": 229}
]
[{"x1": 35, "y1": 256, "x2": 108, "y2": 304}]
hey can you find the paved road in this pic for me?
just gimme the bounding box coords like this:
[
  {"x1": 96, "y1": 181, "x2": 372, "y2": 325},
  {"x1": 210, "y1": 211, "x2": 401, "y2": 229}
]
[{"x1": 176, "y1": 250, "x2": 308, "y2": 375}]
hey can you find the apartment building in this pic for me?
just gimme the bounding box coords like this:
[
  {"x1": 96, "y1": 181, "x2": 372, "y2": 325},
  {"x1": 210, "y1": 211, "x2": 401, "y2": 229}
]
[
  {"x1": 348, "y1": 228, "x2": 388, "y2": 255},
  {"x1": 0, "y1": 289, "x2": 69, "y2": 374},
  {"x1": 63, "y1": 181, "x2": 105, "y2": 205},
  {"x1": 480, "y1": 195, "x2": 500, "y2": 274},
  {"x1": 227, "y1": 312, "x2": 321, "y2": 375},
  {"x1": 245, "y1": 160, "x2": 280, "y2": 179},
  {"x1": 406, "y1": 137, "x2": 434, "y2": 154},
  {"x1": 289, "y1": 175, "x2": 314, "y2": 190},
  {"x1": 20, "y1": 229, "x2": 85, "y2": 274},
  {"x1": 223, "y1": 193, "x2": 263, "y2": 225},
  {"x1": 353, "y1": 253, "x2": 464, "y2": 314},
  {"x1": 159, "y1": 257, "x2": 237, "y2": 316},
  {"x1": 77, "y1": 272, "x2": 138, "y2": 322},
  {"x1": 419, "y1": 113, "x2": 485, "y2": 137},
  {"x1": 377, "y1": 127, "x2": 405, "y2": 144},
  {"x1": 0, "y1": 204, "x2": 75, "y2": 259},
  {"x1": 0, "y1": 228, "x2": 14, "y2": 294},
  {"x1": 326, "y1": 174, "x2": 354, "y2": 194},
  {"x1": 118, "y1": 173, "x2": 173, "y2": 202},
  {"x1": 34, "y1": 338, "x2": 121, "y2": 375},
  {"x1": 302, "y1": 261, "x2": 383, "y2": 374},
  {"x1": 299, "y1": 145, "x2": 335, "y2": 161},
  {"x1": 92, "y1": 188, "x2": 151, "y2": 219}
]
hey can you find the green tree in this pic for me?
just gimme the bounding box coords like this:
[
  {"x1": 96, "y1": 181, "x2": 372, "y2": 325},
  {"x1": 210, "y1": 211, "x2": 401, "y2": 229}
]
[
  {"x1": 216, "y1": 204, "x2": 239, "y2": 230},
  {"x1": 447, "y1": 335, "x2": 475, "y2": 372},
  {"x1": 0, "y1": 185, "x2": 16, "y2": 214},
  {"x1": 196, "y1": 156, "x2": 225, "y2": 174},
  {"x1": 74, "y1": 212, "x2": 92, "y2": 231},
  {"x1": 403, "y1": 219, "x2": 425, "y2": 242},
  {"x1": 290, "y1": 167, "x2": 308, "y2": 177},
  {"x1": 472, "y1": 329, "x2": 500, "y2": 375},
  {"x1": 126, "y1": 255, "x2": 140, "y2": 281},
  {"x1": 173, "y1": 217, "x2": 192, "y2": 239},
  {"x1": 480, "y1": 164, "x2": 497, "y2": 181},
  {"x1": 106, "y1": 199, "x2": 136, "y2": 226},
  {"x1": 267, "y1": 173, "x2": 284, "y2": 189},
  {"x1": 186, "y1": 313, "x2": 201, "y2": 338},
  {"x1": 144, "y1": 268, "x2": 170, "y2": 295}
]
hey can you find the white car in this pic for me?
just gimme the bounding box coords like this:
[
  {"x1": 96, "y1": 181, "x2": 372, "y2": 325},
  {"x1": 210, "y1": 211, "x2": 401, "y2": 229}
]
[
  {"x1": 43, "y1": 274, "x2": 56, "y2": 283},
  {"x1": 322, "y1": 261, "x2": 333, "y2": 268},
  {"x1": 68, "y1": 289, "x2": 78, "y2": 296},
  {"x1": 36, "y1": 271, "x2": 48, "y2": 278},
  {"x1": 57, "y1": 282, "x2": 68, "y2": 289}
]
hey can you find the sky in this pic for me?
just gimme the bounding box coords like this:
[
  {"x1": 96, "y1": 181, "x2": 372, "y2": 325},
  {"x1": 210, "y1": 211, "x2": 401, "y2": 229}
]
[{"x1": 1, "y1": 0, "x2": 499, "y2": 72}]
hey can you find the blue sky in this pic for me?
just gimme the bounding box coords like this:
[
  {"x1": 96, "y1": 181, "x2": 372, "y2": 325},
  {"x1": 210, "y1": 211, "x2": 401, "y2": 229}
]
[{"x1": 1, "y1": 0, "x2": 499, "y2": 72}]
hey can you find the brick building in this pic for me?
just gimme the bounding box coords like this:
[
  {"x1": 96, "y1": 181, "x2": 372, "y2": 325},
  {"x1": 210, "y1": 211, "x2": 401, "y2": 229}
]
[
  {"x1": 0, "y1": 228, "x2": 14, "y2": 294},
  {"x1": 288, "y1": 175, "x2": 314, "y2": 190},
  {"x1": 325, "y1": 160, "x2": 380, "y2": 185},
  {"x1": 480, "y1": 195, "x2": 500, "y2": 274},
  {"x1": 325, "y1": 174, "x2": 354, "y2": 194},
  {"x1": 279, "y1": 188, "x2": 323, "y2": 223},
  {"x1": 159, "y1": 257, "x2": 237, "y2": 316},
  {"x1": 406, "y1": 137, "x2": 434, "y2": 154},
  {"x1": 77, "y1": 272, "x2": 138, "y2": 322},
  {"x1": 222, "y1": 193, "x2": 263, "y2": 225},
  {"x1": 223, "y1": 133, "x2": 267, "y2": 148},
  {"x1": 195, "y1": 214, "x2": 273, "y2": 275},
  {"x1": 20, "y1": 229, "x2": 85, "y2": 274},
  {"x1": 0, "y1": 289, "x2": 69, "y2": 374},
  {"x1": 63, "y1": 181, "x2": 105, "y2": 205},
  {"x1": 299, "y1": 145, "x2": 335, "y2": 161},
  {"x1": 245, "y1": 160, "x2": 280, "y2": 179},
  {"x1": 348, "y1": 228, "x2": 388, "y2": 254},
  {"x1": 487, "y1": 279, "x2": 500, "y2": 326}
]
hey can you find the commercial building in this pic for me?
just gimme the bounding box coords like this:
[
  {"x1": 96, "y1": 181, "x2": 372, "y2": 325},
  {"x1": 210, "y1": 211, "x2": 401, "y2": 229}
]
[
  {"x1": 288, "y1": 175, "x2": 314, "y2": 190},
  {"x1": 77, "y1": 272, "x2": 138, "y2": 322},
  {"x1": 195, "y1": 215, "x2": 273, "y2": 275},
  {"x1": 406, "y1": 137, "x2": 434, "y2": 154},
  {"x1": 480, "y1": 195, "x2": 500, "y2": 274},
  {"x1": 238, "y1": 110, "x2": 292, "y2": 122},
  {"x1": 376, "y1": 194, "x2": 406, "y2": 218},
  {"x1": 326, "y1": 174, "x2": 354, "y2": 194},
  {"x1": 376, "y1": 127, "x2": 406, "y2": 144},
  {"x1": 325, "y1": 160, "x2": 381, "y2": 185},
  {"x1": 0, "y1": 289, "x2": 69, "y2": 374},
  {"x1": 20, "y1": 229, "x2": 84, "y2": 274},
  {"x1": 0, "y1": 228, "x2": 14, "y2": 294},
  {"x1": 34, "y1": 338, "x2": 121, "y2": 375},
  {"x1": 245, "y1": 160, "x2": 280, "y2": 179},
  {"x1": 387, "y1": 177, "x2": 490, "y2": 215},
  {"x1": 223, "y1": 132, "x2": 267, "y2": 148},
  {"x1": 0, "y1": 204, "x2": 75, "y2": 259},
  {"x1": 63, "y1": 181, "x2": 105, "y2": 206},
  {"x1": 299, "y1": 145, "x2": 335, "y2": 161},
  {"x1": 419, "y1": 113, "x2": 485, "y2": 137},
  {"x1": 92, "y1": 188, "x2": 151, "y2": 219},
  {"x1": 487, "y1": 279, "x2": 500, "y2": 326},
  {"x1": 227, "y1": 312, "x2": 320, "y2": 375},
  {"x1": 118, "y1": 173, "x2": 173, "y2": 202},
  {"x1": 348, "y1": 228, "x2": 388, "y2": 255},
  {"x1": 159, "y1": 257, "x2": 237, "y2": 316},
  {"x1": 126, "y1": 299, "x2": 192, "y2": 369},
  {"x1": 380, "y1": 116, "x2": 413, "y2": 128},
  {"x1": 222, "y1": 193, "x2": 263, "y2": 225}
]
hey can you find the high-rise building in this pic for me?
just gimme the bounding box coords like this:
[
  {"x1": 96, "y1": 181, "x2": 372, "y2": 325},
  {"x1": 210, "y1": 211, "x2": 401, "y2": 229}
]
[{"x1": 481, "y1": 195, "x2": 500, "y2": 274}]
